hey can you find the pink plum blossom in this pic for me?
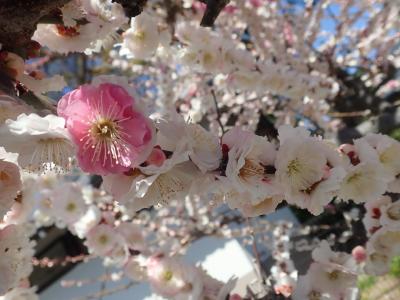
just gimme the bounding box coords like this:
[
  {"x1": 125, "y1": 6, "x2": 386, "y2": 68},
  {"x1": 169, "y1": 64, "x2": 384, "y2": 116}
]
[
  {"x1": 58, "y1": 83, "x2": 155, "y2": 175},
  {"x1": 145, "y1": 147, "x2": 167, "y2": 167}
]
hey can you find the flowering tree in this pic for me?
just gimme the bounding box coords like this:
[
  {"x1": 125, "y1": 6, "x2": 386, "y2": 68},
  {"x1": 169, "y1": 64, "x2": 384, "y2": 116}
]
[{"x1": 0, "y1": 0, "x2": 399, "y2": 299}]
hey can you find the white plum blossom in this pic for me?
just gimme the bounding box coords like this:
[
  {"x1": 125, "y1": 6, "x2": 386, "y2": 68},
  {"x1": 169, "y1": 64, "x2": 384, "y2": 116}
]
[
  {"x1": 338, "y1": 161, "x2": 389, "y2": 204},
  {"x1": 312, "y1": 240, "x2": 357, "y2": 272},
  {"x1": 103, "y1": 114, "x2": 206, "y2": 212},
  {"x1": 368, "y1": 227, "x2": 400, "y2": 258},
  {"x1": 70, "y1": 205, "x2": 101, "y2": 239},
  {"x1": 0, "y1": 148, "x2": 21, "y2": 220},
  {"x1": 362, "y1": 196, "x2": 392, "y2": 236},
  {"x1": 338, "y1": 138, "x2": 392, "y2": 204},
  {"x1": 185, "y1": 123, "x2": 222, "y2": 173},
  {"x1": 101, "y1": 127, "x2": 192, "y2": 211},
  {"x1": 159, "y1": 112, "x2": 222, "y2": 173},
  {"x1": 275, "y1": 125, "x2": 346, "y2": 215},
  {"x1": 124, "y1": 257, "x2": 147, "y2": 281},
  {"x1": 357, "y1": 133, "x2": 400, "y2": 193},
  {"x1": 51, "y1": 182, "x2": 87, "y2": 225},
  {"x1": 147, "y1": 254, "x2": 203, "y2": 299},
  {"x1": 293, "y1": 240, "x2": 358, "y2": 299},
  {"x1": 225, "y1": 189, "x2": 283, "y2": 217},
  {"x1": 222, "y1": 127, "x2": 280, "y2": 197},
  {"x1": 118, "y1": 162, "x2": 199, "y2": 214},
  {"x1": 364, "y1": 251, "x2": 392, "y2": 276},
  {"x1": 32, "y1": 23, "x2": 98, "y2": 54},
  {"x1": 61, "y1": 1, "x2": 85, "y2": 27},
  {"x1": 85, "y1": 223, "x2": 120, "y2": 256},
  {"x1": 121, "y1": 13, "x2": 170, "y2": 59},
  {"x1": 116, "y1": 222, "x2": 147, "y2": 252},
  {"x1": 365, "y1": 227, "x2": 400, "y2": 275},
  {"x1": 81, "y1": 0, "x2": 128, "y2": 53},
  {"x1": 0, "y1": 113, "x2": 74, "y2": 172},
  {"x1": 362, "y1": 133, "x2": 400, "y2": 179},
  {"x1": 292, "y1": 274, "x2": 332, "y2": 300},
  {"x1": 33, "y1": 0, "x2": 128, "y2": 54},
  {"x1": 307, "y1": 262, "x2": 356, "y2": 298},
  {"x1": 220, "y1": 127, "x2": 284, "y2": 216},
  {"x1": 380, "y1": 201, "x2": 400, "y2": 230}
]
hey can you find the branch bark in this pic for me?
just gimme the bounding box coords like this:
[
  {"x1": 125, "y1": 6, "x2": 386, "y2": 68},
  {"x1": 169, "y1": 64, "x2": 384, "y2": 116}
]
[
  {"x1": 200, "y1": 0, "x2": 230, "y2": 27},
  {"x1": 111, "y1": 0, "x2": 148, "y2": 19},
  {"x1": 0, "y1": 0, "x2": 70, "y2": 52}
]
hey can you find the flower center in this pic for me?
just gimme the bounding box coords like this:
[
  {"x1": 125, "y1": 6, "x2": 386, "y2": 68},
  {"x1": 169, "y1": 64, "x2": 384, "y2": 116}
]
[
  {"x1": 66, "y1": 202, "x2": 77, "y2": 212},
  {"x1": 134, "y1": 30, "x2": 145, "y2": 41},
  {"x1": 387, "y1": 205, "x2": 400, "y2": 221},
  {"x1": 308, "y1": 290, "x2": 321, "y2": 300},
  {"x1": 327, "y1": 270, "x2": 340, "y2": 280},
  {"x1": 346, "y1": 172, "x2": 362, "y2": 184},
  {"x1": 239, "y1": 159, "x2": 264, "y2": 179},
  {"x1": 203, "y1": 52, "x2": 214, "y2": 65},
  {"x1": 91, "y1": 119, "x2": 117, "y2": 139},
  {"x1": 98, "y1": 234, "x2": 109, "y2": 245},
  {"x1": 370, "y1": 252, "x2": 388, "y2": 263},
  {"x1": 162, "y1": 270, "x2": 173, "y2": 282},
  {"x1": 379, "y1": 145, "x2": 397, "y2": 165},
  {"x1": 80, "y1": 102, "x2": 134, "y2": 168},
  {"x1": 287, "y1": 158, "x2": 301, "y2": 176},
  {"x1": 56, "y1": 25, "x2": 80, "y2": 37}
]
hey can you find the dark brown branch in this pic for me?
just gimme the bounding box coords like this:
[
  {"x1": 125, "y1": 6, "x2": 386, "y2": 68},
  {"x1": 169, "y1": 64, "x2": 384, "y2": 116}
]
[
  {"x1": 200, "y1": 0, "x2": 230, "y2": 27},
  {"x1": 164, "y1": 0, "x2": 182, "y2": 35},
  {"x1": 111, "y1": 0, "x2": 148, "y2": 19},
  {"x1": 0, "y1": 0, "x2": 70, "y2": 52},
  {"x1": 211, "y1": 89, "x2": 226, "y2": 134}
]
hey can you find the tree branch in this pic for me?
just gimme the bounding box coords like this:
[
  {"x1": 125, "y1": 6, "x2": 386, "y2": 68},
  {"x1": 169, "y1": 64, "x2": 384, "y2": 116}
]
[
  {"x1": 111, "y1": 0, "x2": 148, "y2": 19},
  {"x1": 211, "y1": 89, "x2": 226, "y2": 134},
  {"x1": 0, "y1": 0, "x2": 70, "y2": 52},
  {"x1": 200, "y1": 0, "x2": 230, "y2": 27}
]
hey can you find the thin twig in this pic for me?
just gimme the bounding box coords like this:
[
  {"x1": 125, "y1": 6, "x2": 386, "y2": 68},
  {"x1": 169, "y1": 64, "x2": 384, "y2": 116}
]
[
  {"x1": 200, "y1": 0, "x2": 230, "y2": 27},
  {"x1": 211, "y1": 89, "x2": 226, "y2": 134},
  {"x1": 98, "y1": 267, "x2": 108, "y2": 300},
  {"x1": 73, "y1": 282, "x2": 136, "y2": 300},
  {"x1": 246, "y1": 218, "x2": 266, "y2": 281},
  {"x1": 328, "y1": 109, "x2": 371, "y2": 118}
]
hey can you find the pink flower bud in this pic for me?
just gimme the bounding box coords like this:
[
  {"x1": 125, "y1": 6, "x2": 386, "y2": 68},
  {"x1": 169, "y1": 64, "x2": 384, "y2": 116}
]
[
  {"x1": 146, "y1": 147, "x2": 166, "y2": 167},
  {"x1": 352, "y1": 246, "x2": 367, "y2": 263}
]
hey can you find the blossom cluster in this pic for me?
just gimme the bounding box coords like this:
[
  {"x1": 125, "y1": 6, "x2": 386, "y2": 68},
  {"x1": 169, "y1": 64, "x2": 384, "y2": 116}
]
[
  {"x1": 270, "y1": 223, "x2": 297, "y2": 297},
  {"x1": 0, "y1": 0, "x2": 399, "y2": 299},
  {"x1": 5, "y1": 78, "x2": 389, "y2": 219},
  {"x1": 1, "y1": 165, "x2": 267, "y2": 299},
  {"x1": 33, "y1": 0, "x2": 128, "y2": 54},
  {"x1": 175, "y1": 22, "x2": 338, "y2": 102},
  {"x1": 292, "y1": 240, "x2": 358, "y2": 300},
  {"x1": 1, "y1": 78, "x2": 399, "y2": 298},
  {"x1": 362, "y1": 196, "x2": 400, "y2": 275}
]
